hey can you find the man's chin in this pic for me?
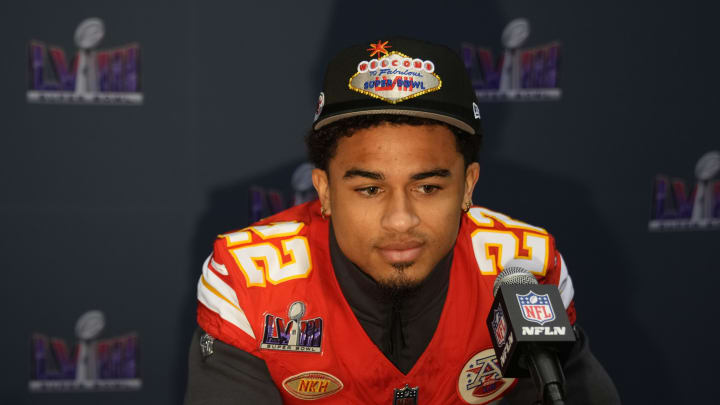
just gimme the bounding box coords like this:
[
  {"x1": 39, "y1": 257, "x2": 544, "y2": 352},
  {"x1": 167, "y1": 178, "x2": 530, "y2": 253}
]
[{"x1": 375, "y1": 262, "x2": 424, "y2": 296}]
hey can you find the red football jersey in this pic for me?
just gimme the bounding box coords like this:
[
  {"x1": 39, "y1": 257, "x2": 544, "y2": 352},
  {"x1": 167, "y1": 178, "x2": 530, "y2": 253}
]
[{"x1": 197, "y1": 200, "x2": 575, "y2": 404}]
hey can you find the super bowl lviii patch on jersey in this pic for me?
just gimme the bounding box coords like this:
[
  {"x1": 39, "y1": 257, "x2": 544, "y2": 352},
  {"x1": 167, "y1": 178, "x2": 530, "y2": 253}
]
[
  {"x1": 261, "y1": 301, "x2": 323, "y2": 353},
  {"x1": 349, "y1": 40, "x2": 441, "y2": 104}
]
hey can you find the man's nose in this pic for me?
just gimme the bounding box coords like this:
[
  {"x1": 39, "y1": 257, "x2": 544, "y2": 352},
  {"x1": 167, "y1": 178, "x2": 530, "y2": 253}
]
[{"x1": 380, "y1": 190, "x2": 420, "y2": 233}]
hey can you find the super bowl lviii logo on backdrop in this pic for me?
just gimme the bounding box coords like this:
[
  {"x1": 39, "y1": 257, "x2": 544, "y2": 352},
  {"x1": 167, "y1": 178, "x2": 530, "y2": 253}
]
[
  {"x1": 461, "y1": 18, "x2": 561, "y2": 102},
  {"x1": 29, "y1": 310, "x2": 141, "y2": 392},
  {"x1": 650, "y1": 151, "x2": 720, "y2": 231},
  {"x1": 27, "y1": 17, "x2": 142, "y2": 105}
]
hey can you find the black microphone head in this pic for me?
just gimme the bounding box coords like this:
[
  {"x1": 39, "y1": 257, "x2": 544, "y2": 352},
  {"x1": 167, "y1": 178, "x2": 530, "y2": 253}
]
[{"x1": 492, "y1": 266, "x2": 538, "y2": 297}]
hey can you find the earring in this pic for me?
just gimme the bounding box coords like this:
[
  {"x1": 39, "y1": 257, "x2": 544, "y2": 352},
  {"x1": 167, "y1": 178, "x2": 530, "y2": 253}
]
[
  {"x1": 321, "y1": 207, "x2": 327, "y2": 220},
  {"x1": 463, "y1": 201, "x2": 471, "y2": 213}
]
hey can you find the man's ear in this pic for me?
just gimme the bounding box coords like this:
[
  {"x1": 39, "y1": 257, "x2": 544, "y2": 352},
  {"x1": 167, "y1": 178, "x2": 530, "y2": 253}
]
[
  {"x1": 312, "y1": 168, "x2": 331, "y2": 215},
  {"x1": 463, "y1": 162, "x2": 480, "y2": 207}
]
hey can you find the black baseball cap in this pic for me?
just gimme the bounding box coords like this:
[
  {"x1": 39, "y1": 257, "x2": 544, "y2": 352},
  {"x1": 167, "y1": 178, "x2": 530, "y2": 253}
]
[{"x1": 312, "y1": 37, "x2": 481, "y2": 135}]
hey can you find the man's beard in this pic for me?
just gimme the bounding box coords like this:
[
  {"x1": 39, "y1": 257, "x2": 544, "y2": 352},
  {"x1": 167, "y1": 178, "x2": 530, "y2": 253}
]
[{"x1": 376, "y1": 261, "x2": 422, "y2": 300}]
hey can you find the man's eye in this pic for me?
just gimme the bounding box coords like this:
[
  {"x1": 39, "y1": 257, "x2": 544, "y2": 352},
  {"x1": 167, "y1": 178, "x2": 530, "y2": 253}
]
[
  {"x1": 417, "y1": 184, "x2": 441, "y2": 194},
  {"x1": 356, "y1": 186, "x2": 381, "y2": 196}
]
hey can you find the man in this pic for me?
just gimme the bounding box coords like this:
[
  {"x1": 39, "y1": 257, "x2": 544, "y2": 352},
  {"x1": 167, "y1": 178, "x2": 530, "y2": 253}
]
[{"x1": 185, "y1": 37, "x2": 619, "y2": 404}]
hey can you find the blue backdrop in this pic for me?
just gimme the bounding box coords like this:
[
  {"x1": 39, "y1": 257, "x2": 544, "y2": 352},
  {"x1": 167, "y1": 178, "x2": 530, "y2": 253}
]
[{"x1": 1, "y1": 1, "x2": 717, "y2": 403}]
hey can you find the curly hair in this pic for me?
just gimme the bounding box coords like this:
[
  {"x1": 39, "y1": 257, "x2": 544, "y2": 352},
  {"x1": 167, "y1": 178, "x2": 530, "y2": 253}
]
[{"x1": 306, "y1": 115, "x2": 482, "y2": 173}]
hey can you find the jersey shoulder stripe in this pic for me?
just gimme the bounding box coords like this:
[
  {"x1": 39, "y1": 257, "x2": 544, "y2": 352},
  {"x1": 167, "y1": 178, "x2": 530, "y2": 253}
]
[
  {"x1": 197, "y1": 254, "x2": 255, "y2": 339},
  {"x1": 462, "y1": 206, "x2": 575, "y2": 317}
]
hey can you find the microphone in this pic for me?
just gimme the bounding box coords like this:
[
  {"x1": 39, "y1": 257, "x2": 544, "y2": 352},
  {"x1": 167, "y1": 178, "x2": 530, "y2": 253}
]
[{"x1": 486, "y1": 266, "x2": 576, "y2": 405}]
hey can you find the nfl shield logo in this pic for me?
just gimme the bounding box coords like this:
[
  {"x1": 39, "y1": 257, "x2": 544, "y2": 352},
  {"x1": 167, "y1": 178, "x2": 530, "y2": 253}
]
[
  {"x1": 393, "y1": 384, "x2": 418, "y2": 405},
  {"x1": 516, "y1": 291, "x2": 556, "y2": 325},
  {"x1": 491, "y1": 306, "x2": 508, "y2": 347}
]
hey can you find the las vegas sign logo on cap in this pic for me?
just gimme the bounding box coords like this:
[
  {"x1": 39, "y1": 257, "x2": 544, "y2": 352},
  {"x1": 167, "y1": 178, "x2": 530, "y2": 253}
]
[
  {"x1": 516, "y1": 291, "x2": 555, "y2": 325},
  {"x1": 348, "y1": 40, "x2": 441, "y2": 104}
]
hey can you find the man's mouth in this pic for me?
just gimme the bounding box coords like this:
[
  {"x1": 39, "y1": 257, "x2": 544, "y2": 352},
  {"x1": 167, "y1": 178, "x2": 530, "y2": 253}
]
[{"x1": 376, "y1": 241, "x2": 425, "y2": 263}]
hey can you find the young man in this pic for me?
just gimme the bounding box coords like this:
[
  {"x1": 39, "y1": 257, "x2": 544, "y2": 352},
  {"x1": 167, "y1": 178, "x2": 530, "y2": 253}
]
[{"x1": 185, "y1": 38, "x2": 619, "y2": 404}]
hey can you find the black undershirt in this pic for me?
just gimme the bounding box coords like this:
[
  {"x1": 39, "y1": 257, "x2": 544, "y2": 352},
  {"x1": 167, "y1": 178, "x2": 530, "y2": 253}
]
[{"x1": 328, "y1": 225, "x2": 451, "y2": 375}]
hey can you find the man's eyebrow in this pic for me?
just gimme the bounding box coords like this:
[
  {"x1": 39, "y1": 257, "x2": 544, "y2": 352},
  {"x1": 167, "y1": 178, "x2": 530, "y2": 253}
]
[
  {"x1": 343, "y1": 169, "x2": 384, "y2": 180},
  {"x1": 411, "y1": 169, "x2": 451, "y2": 180}
]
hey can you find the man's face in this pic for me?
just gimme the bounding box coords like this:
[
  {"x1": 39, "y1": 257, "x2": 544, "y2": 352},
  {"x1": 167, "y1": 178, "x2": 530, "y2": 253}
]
[{"x1": 312, "y1": 123, "x2": 479, "y2": 288}]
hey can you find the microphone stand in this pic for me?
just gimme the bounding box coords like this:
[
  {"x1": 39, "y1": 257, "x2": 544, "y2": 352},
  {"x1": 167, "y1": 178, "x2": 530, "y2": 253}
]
[{"x1": 526, "y1": 344, "x2": 566, "y2": 405}]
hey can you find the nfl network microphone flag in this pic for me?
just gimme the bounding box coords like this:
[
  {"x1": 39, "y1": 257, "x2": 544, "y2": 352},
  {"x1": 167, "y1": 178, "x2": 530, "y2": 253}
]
[{"x1": 486, "y1": 284, "x2": 576, "y2": 377}]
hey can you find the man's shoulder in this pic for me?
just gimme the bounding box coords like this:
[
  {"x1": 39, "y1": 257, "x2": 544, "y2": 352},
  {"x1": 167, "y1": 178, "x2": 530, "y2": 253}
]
[
  {"x1": 457, "y1": 206, "x2": 575, "y2": 320},
  {"x1": 209, "y1": 199, "x2": 327, "y2": 292},
  {"x1": 197, "y1": 200, "x2": 328, "y2": 350},
  {"x1": 457, "y1": 205, "x2": 560, "y2": 280}
]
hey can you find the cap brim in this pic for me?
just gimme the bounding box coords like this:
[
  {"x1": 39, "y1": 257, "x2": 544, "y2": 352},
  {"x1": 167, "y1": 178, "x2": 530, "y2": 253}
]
[{"x1": 313, "y1": 108, "x2": 476, "y2": 135}]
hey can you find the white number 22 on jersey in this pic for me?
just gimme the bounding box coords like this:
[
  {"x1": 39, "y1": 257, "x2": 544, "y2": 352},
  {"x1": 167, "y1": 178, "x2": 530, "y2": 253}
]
[
  {"x1": 468, "y1": 208, "x2": 550, "y2": 276},
  {"x1": 222, "y1": 222, "x2": 313, "y2": 288}
]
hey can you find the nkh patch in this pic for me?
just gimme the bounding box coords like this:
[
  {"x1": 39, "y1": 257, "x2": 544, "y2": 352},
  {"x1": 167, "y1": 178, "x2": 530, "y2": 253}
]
[
  {"x1": 282, "y1": 371, "x2": 343, "y2": 400},
  {"x1": 261, "y1": 301, "x2": 323, "y2": 353},
  {"x1": 349, "y1": 50, "x2": 441, "y2": 104},
  {"x1": 458, "y1": 349, "x2": 516, "y2": 404},
  {"x1": 516, "y1": 291, "x2": 556, "y2": 325}
]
